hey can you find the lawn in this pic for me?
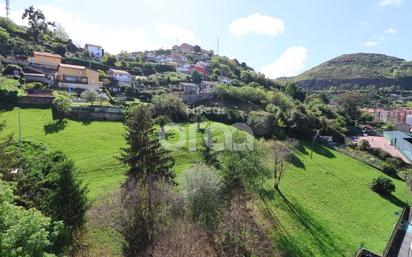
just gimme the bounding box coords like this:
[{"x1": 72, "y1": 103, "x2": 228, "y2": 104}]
[
  {"x1": 0, "y1": 108, "x2": 232, "y2": 198},
  {"x1": 1, "y1": 107, "x2": 411, "y2": 257},
  {"x1": 263, "y1": 143, "x2": 412, "y2": 257}
]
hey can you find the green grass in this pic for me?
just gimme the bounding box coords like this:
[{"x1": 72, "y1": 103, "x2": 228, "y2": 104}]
[
  {"x1": 0, "y1": 108, "x2": 231, "y2": 198},
  {"x1": 2, "y1": 108, "x2": 411, "y2": 257},
  {"x1": 2, "y1": 108, "x2": 126, "y2": 200},
  {"x1": 262, "y1": 143, "x2": 412, "y2": 257}
]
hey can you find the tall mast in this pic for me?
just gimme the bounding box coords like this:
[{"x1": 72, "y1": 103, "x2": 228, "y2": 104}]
[{"x1": 5, "y1": 0, "x2": 10, "y2": 19}]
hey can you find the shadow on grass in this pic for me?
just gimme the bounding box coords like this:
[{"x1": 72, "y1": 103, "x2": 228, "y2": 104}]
[
  {"x1": 261, "y1": 189, "x2": 348, "y2": 257},
  {"x1": 289, "y1": 154, "x2": 306, "y2": 169},
  {"x1": 82, "y1": 119, "x2": 92, "y2": 126},
  {"x1": 380, "y1": 193, "x2": 408, "y2": 208},
  {"x1": 298, "y1": 142, "x2": 336, "y2": 159},
  {"x1": 44, "y1": 120, "x2": 67, "y2": 134}
]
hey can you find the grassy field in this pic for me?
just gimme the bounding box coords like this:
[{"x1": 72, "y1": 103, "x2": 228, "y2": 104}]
[
  {"x1": 263, "y1": 143, "x2": 412, "y2": 257},
  {"x1": 1, "y1": 108, "x2": 411, "y2": 257}
]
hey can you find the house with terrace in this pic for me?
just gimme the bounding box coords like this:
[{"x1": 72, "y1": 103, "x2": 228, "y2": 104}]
[
  {"x1": 27, "y1": 51, "x2": 63, "y2": 69},
  {"x1": 108, "y1": 68, "x2": 132, "y2": 84},
  {"x1": 56, "y1": 64, "x2": 101, "y2": 91}
]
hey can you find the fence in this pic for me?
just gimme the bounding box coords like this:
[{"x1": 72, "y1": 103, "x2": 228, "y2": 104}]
[{"x1": 382, "y1": 207, "x2": 410, "y2": 257}]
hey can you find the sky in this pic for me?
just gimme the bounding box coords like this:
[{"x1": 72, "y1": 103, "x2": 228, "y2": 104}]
[{"x1": 1, "y1": 0, "x2": 411, "y2": 79}]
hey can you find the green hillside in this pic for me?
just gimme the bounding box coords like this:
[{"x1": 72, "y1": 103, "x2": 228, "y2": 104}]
[
  {"x1": 2, "y1": 108, "x2": 411, "y2": 256},
  {"x1": 282, "y1": 53, "x2": 412, "y2": 89},
  {"x1": 263, "y1": 143, "x2": 411, "y2": 257}
]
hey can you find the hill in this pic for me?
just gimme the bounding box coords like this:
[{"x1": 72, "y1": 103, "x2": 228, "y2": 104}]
[{"x1": 282, "y1": 53, "x2": 412, "y2": 90}]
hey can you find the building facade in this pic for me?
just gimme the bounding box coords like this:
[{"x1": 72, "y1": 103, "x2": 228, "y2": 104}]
[
  {"x1": 27, "y1": 51, "x2": 63, "y2": 69},
  {"x1": 56, "y1": 64, "x2": 101, "y2": 90},
  {"x1": 85, "y1": 44, "x2": 104, "y2": 59}
]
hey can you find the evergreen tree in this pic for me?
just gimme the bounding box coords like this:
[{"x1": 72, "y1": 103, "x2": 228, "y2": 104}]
[
  {"x1": 48, "y1": 160, "x2": 89, "y2": 238},
  {"x1": 119, "y1": 104, "x2": 175, "y2": 246},
  {"x1": 200, "y1": 127, "x2": 219, "y2": 168}
]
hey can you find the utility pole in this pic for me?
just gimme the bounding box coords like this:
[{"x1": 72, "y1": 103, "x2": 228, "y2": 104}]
[
  {"x1": 17, "y1": 107, "x2": 22, "y2": 149},
  {"x1": 216, "y1": 38, "x2": 220, "y2": 55}
]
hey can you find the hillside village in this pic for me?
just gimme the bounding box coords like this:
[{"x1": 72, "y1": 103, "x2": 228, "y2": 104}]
[{"x1": 1, "y1": 5, "x2": 412, "y2": 257}]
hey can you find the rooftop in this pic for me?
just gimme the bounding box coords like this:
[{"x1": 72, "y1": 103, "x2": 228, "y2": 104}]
[
  {"x1": 59, "y1": 63, "x2": 87, "y2": 70},
  {"x1": 85, "y1": 43, "x2": 103, "y2": 48},
  {"x1": 109, "y1": 68, "x2": 130, "y2": 75},
  {"x1": 33, "y1": 51, "x2": 63, "y2": 59}
]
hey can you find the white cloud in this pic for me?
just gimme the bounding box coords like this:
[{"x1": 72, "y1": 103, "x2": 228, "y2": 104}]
[
  {"x1": 4, "y1": 4, "x2": 159, "y2": 54},
  {"x1": 362, "y1": 41, "x2": 379, "y2": 47},
  {"x1": 156, "y1": 22, "x2": 200, "y2": 45},
  {"x1": 384, "y1": 27, "x2": 398, "y2": 34},
  {"x1": 230, "y1": 13, "x2": 285, "y2": 37},
  {"x1": 261, "y1": 46, "x2": 307, "y2": 79},
  {"x1": 378, "y1": 0, "x2": 403, "y2": 7}
]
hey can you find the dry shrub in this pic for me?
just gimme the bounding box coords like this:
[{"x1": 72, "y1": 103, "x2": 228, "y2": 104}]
[
  {"x1": 151, "y1": 218, "x2": 217, "y2": 257},
  {"x1": 214, "y1": 192, "x2": 280, "y2": 257}
]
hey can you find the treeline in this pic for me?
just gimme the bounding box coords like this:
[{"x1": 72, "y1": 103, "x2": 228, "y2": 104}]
[{"x1": 0, "y1": 120, "x2": 88, "y2": 256}]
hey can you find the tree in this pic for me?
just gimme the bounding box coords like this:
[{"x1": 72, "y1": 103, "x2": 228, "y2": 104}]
[
  {"x1": 200, "y1": 127, "x2": 219, "y2": 168},
  {"x1": 52, "y1": 93, "x2": 71, "y2": 121},
  {"x1": 191, "y1": 70, "x2": 202, "y2": 84},
  {"x1": 103, "y1": 54, "x2": 117, "y2": 66},
  {"x1": 119, "y1": 104, "x2": 175, "y2": 245},
  {"x1": 22, "y1": 6, "x2": 55, "y2": 43},
  {"x1": 193, "y1": 45, "x2": 201, "y2": 53},
  {"x1": 219, "y1": 139, "x2": 271, "y2": 193},
  {"x1": 155, "y1": 115, "x2": 171, "y2": 138},
  {"x1": 370, "y1": 177, "x2": 396, "y2": 196},
  {"x1": 337, "y1": 91, "x2": 362, "y2": 125},
  {"x1": 267, "y1": 139, "x2": 297, "y2": 191},
  {"x1": 183, "y1": 164, "x2": 223, "y2": 230},
  {"x1": 80, "y1": 90, "x2": 98, "y2": 105},
  {"x1": 12, "y1": 149, "x2": 89, "y2": 249},
  {"x1": 54, "y1": 23, "x2": 69, "y2": 40},
  {"x1": 47, "y1": 159, "x2": 89, "y2": 239},
  {"x1": 98, "y1": 93, "x2": 109, "y2": 105},
  {"x1": 152, "y1": 94, "x2": 188, "y2": 122},
  {"x1": 0, "y1": 179, "x2": 63, "y2": 257}
]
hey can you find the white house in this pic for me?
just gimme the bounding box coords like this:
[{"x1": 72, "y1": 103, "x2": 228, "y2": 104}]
[
  {"x1": 108, "y1": 68, "x2": 132, "y2": 83},
  {"x1": 85, "y1": 44, "x2": 104, "y2": 59}
]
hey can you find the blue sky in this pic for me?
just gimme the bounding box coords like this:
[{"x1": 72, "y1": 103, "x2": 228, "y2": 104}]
[{"x1": 2, "y1": 0, "x2": 411, "y2": 78}]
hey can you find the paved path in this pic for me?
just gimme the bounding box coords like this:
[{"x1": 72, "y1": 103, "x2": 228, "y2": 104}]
[
  {"x1": 396, "y1": 224, "x2": 412, "y2": 257},
  {"x1": 356, "y1": 136, "x2": 411, "y2": 163}
]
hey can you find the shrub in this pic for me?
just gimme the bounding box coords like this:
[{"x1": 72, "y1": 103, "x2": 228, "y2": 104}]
[
  {"x1": 152, "y1": 94, "x2": 188, "y2": 122},
  {"x1": 382, "y1": 162, "x2": 397, "y2": 177},
  {"x1": 2, "y1": 64, "x2": 22, "y2": 77},
  {"x1": 183, "y1": 164, "x2": 223, "y2": 230},
  {"x1": 370, "y1": 177, "x2": 396, "y2": 195},
  {"x1": 357, "y1": 139, "x2": 370, "y2": 151}
]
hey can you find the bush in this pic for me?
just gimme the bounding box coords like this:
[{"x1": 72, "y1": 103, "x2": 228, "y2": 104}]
[
  {"x1": 382, "y1": 162, "x2": 397, "y2": 177},
  {"x1": 357, "y1": 139, "x2": 370, "y2": 151},
  {"x1": 2, "y1": 64, "x2": 22, "y2": 77},
  {"x1": 370, "y1": 177, "x2": 396, "y2": 195},
  {"x1": 152, "y1": 94, "x2": 188, "y2": 122},
  {"x1": 183, "y1": 164, "x2": 223, "y2": 230}
]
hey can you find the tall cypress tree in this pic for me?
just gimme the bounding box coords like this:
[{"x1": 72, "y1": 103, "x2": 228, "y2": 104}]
[{"x1": 120, "y1": 104, "x2": 175, "y2": 248}]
